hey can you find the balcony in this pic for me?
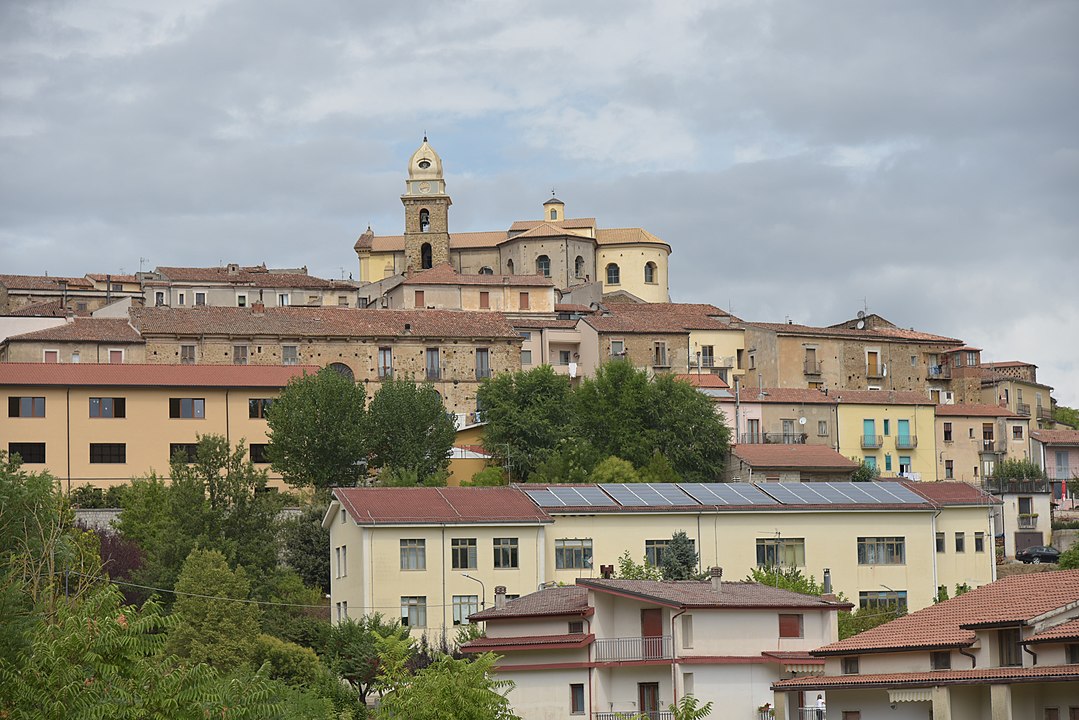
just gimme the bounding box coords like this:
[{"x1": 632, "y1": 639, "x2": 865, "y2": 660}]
[
  {"x1": 1037, "y1": 406, "x2": 1053, "y2": 421},
  {"x1": 927, "y1": 364, "x2": 952, "y2": 379},
  {"x1": 1049, "y1": 468, "x2": 1077, "y2": 482},
  {"x1": 867, "y1": 362, "x2": 887, "y2": 379},
  {"x1": 1017, "y1": 514, "x2": 1039, "y2": 530},
  {"x1": 593, "y1": 635, "x2": 672, "y2": 661},
  {"x1": 1016, "y1": 402, "x2": 1031, "y2": 416},
  {"x1": 861, "y1": 434, "x2": 883, "y2": 449},
  {"x1": 981, "y1": 439, "x2": 1001, "y2": 453},
  {"x1": 983, "y1": 477, "x2": 1051, "y2": 494},
  {"x1": 895, "y1": 435, "x2": 918, "y2": 450},
  {"x1": 739, "y1": 432, "x2": 808, "y2": 445},
  {"x1": 595, "y1": 713, "x2": 673, "y2": 720},
  {"x1": 803, "y1": 360, "x2": 822, "y2": 375}
]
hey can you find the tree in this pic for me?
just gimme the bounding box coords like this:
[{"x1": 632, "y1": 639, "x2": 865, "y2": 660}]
[
  {"x1": 670, "y1": 695, "x2": 714, "y2": 720},
  {"x1": 638, "y1": 451, "x2": 681, "y2": 484},
  {"x1": 280, "y1": 504, "x2": 331, "y2": 593},
  {"x1": 374, "y1": 652, "x2": 519, "y2": 720},
  {"x1": 1058, "y1": 541, "x2": 1079, "y2": 570},
  {"x1": 167, "y1": 549, "x2": 262, "y2": 671},
  {"x1": 616, "y1": 550, "x2": 662, "y2": 580},
  {"x1": 839, "y1": 602, "x2": 905, "y2": 639},
  {"x1": 266, "y1": 367, "x2": 368, "y2": 490},
  {"x1": 528, "y1": 437, "x2": 601, "y2": 484},
  {"x1": 591, "y1": 456, "x2": 642, "y2": 484},
  {"x1": 464, "y1": 466, "x2": 507, "y2": 486},
  {"x1": 1053, "y1": 404, "x2": 1079, "y2": 430},
  {"x1": 325, "y1": 614, "x2": 410, "y2": 705},
  {"x1": 746, "y1": 566, "x2": 826, "y2": 594},
  {"x1": 850, "y1": 459, "x2": 881, "y2": 482},
  {"x1": 476, "y1": 366, "x2": 573, "y2": 480},
  {"x1": 993, "y1": 458, "x2": 1047, "y2": 480},
  {"x1": 647, "y1": 373, "x2": 730, "y2": 481},
  {"x1": 366, "y1": 378, "x2": 456, "y2": 482},
  {"x1": 661, "y1": 531, "x2": 700, "y2": 580}
]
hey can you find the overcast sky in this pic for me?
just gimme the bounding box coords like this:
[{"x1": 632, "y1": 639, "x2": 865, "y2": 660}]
[{"x1": 2, "y1": 1, "x2": 1077, "y2": 403}]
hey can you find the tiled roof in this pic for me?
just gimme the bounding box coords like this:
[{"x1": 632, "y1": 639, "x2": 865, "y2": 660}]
[
  {"x1": 944, "y1": 345, "x2": 983, "y2": 353},
  {"x1": 0, "y1": 274, "x2": 93, "y2": 291},
  {"x1": 364, "y1": 231, "x2": 508, "y2": 252},
  {"x1": 738, "y1": 388, "x2": 836, "y2": 405},
  {"x1": 813, "y1": 570, "x2": 1079, "y2": 655},
  {"x1": 586, "y1": 303, "x2": 736, "y2": 334},
  {"x1": 5, "y1": 318, "x2": 142, "y2": 343},
  {"x1": 746, "y1": 321, "x2": 962, "y2": 345},
  {"x1": 155, "y1": 266, "x2": 335, "y2": 289},
  {"x1": 934, "y1": 403, "x2": 1021, "y2": 417},
  {"x1": 510, "y1": 223, "x2": 592, "y2": 240},
  {"x1": 1032, "y1": 429, "x2": 1079, "y2": 446},
  {"x1": 900, "y1": 481, "x2": 999, "y2": 506},
  {"x1": 332, "y1": 487, "x2": 552, "y2": 526},
  {"x1": 555, "y1": 304, "x2": 593, "y2": 314},
  {"x1": 774, "y1": 663, "x2": 1079, "y2": 691},
  {"x1": 469, "y1": 586, "x2": 590, "y2": 621},
  {"x1": 578, "y1": 578, "x2": 849, "y2": 610},
  {"x1": 130, "y1": 306, "x2": 521, "y2": 339},
  {"x1": 6, "y1": 300, "x2": 71, "y2": 317},
  {"x1": 674, "y1": 373, "x2": 729, "y2": 388},
  {"x1": 595, "y1": 227, "x2": 669, "y2": 248},
  {"x1": 832, "y1": 390, "x2": 931, "y2": 406},
  {"x1": 362, "y1": 221, "x2": 669, "y2": 252},
  {"x1": 0, "y1": 363, "x2": 320, "y2": 388},
  {"x1": 401, "y1": 264, "x2": 553, "y2": 287},
  {"x1": 86, "y1": 273, "x2": 139, "y2": 283},
  {"x1": 508, "y1": 218, "x2": 596, "y2": 232},
  {"x1": 732, "y1": 445, "x2": 859, "y2": 470},
  {"x1": 1023, "y1": 617, "x2": 1079, "y2": 644},
  {"x1": 460, "y1": 633, "x2": 594, "y2": 653},
  {"x1": 981, "y1": 361, "x2": 1036, "y2": 369},
  {"x1": 511, "y1": 318, "x2": 580, "y2": 329}
]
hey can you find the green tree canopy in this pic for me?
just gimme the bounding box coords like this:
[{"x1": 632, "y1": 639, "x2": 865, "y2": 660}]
[
  {"x1": 591, "y1": 456, "x2": 642, "y2": 484},
  {"x1": 266, "y1": 367, "x2": 368, "y2": 490},
  {"x1": 528, "y1": 437, "x2": 602, "y2": 484},
  {"x1": 1053, "y1": 404, "x2": 1079, "y2": 430},
  {"x1": 616, "y1": 550, "x2": 663, "y2": 580},
  {"x1": 374, "y1": 652, "x2": 519, "y2": 720},
  {"x1": 476, "y1": 365, "x2": 573, "y2": 480},
  {"x1": 993, "y1": 457, "x2": 1047, "y2": 480},
  {"x1": 325, "y1": 614, "x2": 410, "y2": 705},
  {"x1": 280, "y1": 504, "x2": 331, "y2": 593},
  {"x1": 850, "y1": 459, "x2": 881, "y2": 482},
  {"x1": 366, "y1": 378, "x2": 456, "y2": 482},
  {"x1": 661, "y1": 531, "x2": 700, "y2": 580}
]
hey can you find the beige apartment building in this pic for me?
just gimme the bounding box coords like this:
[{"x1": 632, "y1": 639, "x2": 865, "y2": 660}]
[
  {"x1": 0, "y1": 317, "x2": 145, "y2": 364},
  {"x1": 140, "y1": 264, "x2": 358, "y2": 309},
  {"x1": 385, "y1": 264, "x2": 557, "y2": 313},
  {"x1": 324, "y1": 482, "x2": 997, "y2": 640},
  {"x1": 1, "y1": 363, "x2": 318, "y2": 491},
  {"x1": 934, "y1": 403, "x2": 1031, "y2": 483},
  {"x1": 0, "y1": 274, "x2": 143, "y2": 315}
]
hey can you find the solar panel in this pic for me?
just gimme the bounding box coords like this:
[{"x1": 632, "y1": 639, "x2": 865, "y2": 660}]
[
  {"x1": 757, "y1": 482, "x2": 927, "y2": 505},
  {"x1": 677, "y1": 483, "x2": 778, "y2": 506},
  {"x1": 758, "y1": 483, "x2": 814, "y2": 504},
  {"x1": 572, "y1": 486, "x2": 618, "y2": 506},
  {"x1": 524, "y1": 488, "x2": 564, "y2": 507},
  {"x1": 549, "y1": 486, "x2": 617, "y2": 506},
  {"x1": 604, "y1": 484, "x2": 650, "y2": 506},
  {"x1": 651, "y1": 483, "x2": 696, "y2": 505},
  {"x1": 599, "y1": 483, "x2": 698, "y2": 507},
  {"x1": 857, "y1": 482, "x2": 924, "y2": 504}
]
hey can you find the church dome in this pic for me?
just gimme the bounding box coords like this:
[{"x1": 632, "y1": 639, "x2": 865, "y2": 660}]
[{"x1": 408, "y1": 136, "x2": 443, "y2": 180}]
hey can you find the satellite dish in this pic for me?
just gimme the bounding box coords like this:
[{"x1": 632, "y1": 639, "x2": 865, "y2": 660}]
[
  {"x1": 856, "y1": 320, "x2": 866, "y2": 330},
  {"x1": 857, "y1": 310, "x2": 866, "y2": 319},
  {"x1": 798, "y1": 417, "x2": 807, "y2": 425}
]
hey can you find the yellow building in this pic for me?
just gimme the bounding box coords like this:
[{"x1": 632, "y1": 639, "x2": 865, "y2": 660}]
[
  {"x1": 0, "y1": 362, "x2": 319, "y2": 492},
  {"x1": 324, "y1": 481, "x2": 997, "y2": 638},
  {"x1": 834, "y1": 390, "x2": 938, "y2": 480},
  {"x1": 354, "y1": 139, "x2": 671, "y2": 303}
]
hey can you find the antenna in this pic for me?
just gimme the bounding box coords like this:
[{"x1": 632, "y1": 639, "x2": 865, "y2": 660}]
[
  {"x1": 857, "y1": 310, "x2": 866, "y2": 319},
  {"x1": 139, "y1": 257, "x2": 149, "y2": 273}
]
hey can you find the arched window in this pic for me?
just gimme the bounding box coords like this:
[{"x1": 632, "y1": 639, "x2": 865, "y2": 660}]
[
  {"x1": 644, "y1": 261, "x2": 657, "y2": 284},
  {"x1": 574, "y1": 255, "x2": 585, "y2": 278},
  {"x1": 328, "y1": 363, "x2": 354, "y2": 383},
  {"x1": 421, "y1": 243, "x2": 433, "y2": 269},
  {"x1": 550, "y1": 208, "x2": 557, "y2": 220},
  {"x1": 419, "y1": 209, "x2": 430, "y2": 232},
  {"x1": 507, "y1": 258, "x2": 514, "y2": 274},
  {"x1": 536, "y1": 255, "x2": 551, "y2": 277},
  {"x1": 479, "y1": 266, "x2": 494, "y2": 275},
  {"x1": 606, "y1": 263, "x2": 620, "y2": 285}
]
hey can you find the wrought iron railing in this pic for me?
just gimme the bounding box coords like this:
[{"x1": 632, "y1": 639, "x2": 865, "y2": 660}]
[
  {"x1": 1037, "y1": 406, "x2": 1053, "y2": 420},
  {"x1": 592, "y1": 635, "x2": 672, "y2": 661},
  {"x1": 803, "y1": 360, "x2": 822, "y2": 375},
  {"x1": 983, "y1": 477, "x2": 1051, "y2": 494},
  {"x1": 861, "y1": 434, "x2": 883, "y2": 449},
  {"x1": 739, "y1": 433, "x2": 808, "y2": 445},
  {"x1": 895, "y1": 435, "x2": 918, "y2": 449},
  {"x1": 595, "y1": 713, "x2": 673, "y2": 720},
  {"x1": 1018, "y1": 515, "x2": 1039, "y2": 529},
  {"x1": 928, "y1": 365, "x2": 952, "y2": 379},
  {"x1": 1016, "y1": 402, "x2": 1031, "y2": 416}
]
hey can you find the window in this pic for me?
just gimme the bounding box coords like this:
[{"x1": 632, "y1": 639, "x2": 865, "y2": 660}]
[
  {"x1": 899, "y1": 455, "x2": 911, "y2": 474},
  {"x1": 476, "y1": 348, "x2": 491, "y2": 380},
  {"x1": 479, "y1": 266, "x2": 493, "y2": 275},
  {"x1": 452, "y1": 595, "x2": 479, "y2": 625},
  {"x1": 249, "y1": 444, "x2": 269, "y2": 464},
  {"x1": 71, "y1": 351, "x2": 80, "y2": 363},
  {"x1": 178, "y1": 292, "x2": 185, "y2": 305},
  {"x1": 644, "y1": 261, "x2": 657, "y2": 284},
  {"x1": 1066, "y1": 643, "x2": 1079, "y2": 664},
  {"x1": 494, "y1": 537, "x2": 518, "y2": 569},
  {"x1": 89, "y1": 443, "x2": 126, "y2": 464},
  {"x1": 536, "y1": 255, "x2": 550, "y2": 277},
  {"x1": 400, "y1": 596, "x2": 426, "y2": 627},
  {"x1": 195, "y1": 292, "x2": 206, "y2": 306},
  {"x1": 883, "y1": 419, "x2": 890, "y2": 436},
  {"x1": 170, "y1": 443, "x2": 199, "y2": 463},
  {"x1": 610, "y1": 339, "x2": 625, "y2": 356},
  {"x1": 336, "y1": 601, "x2": 348, "y2": 622},
  {"x1": 931, "y1": 651, "x2": 951, "y2": 669},
  {"x1": 936, "y1": 532, "x2": 946, "y2": 553},
  {"x1": 479, "y1": 291, "x2": 490, "y2": 309},
  {"x1": 282, "y1": 345, "x2": 298, "y2": 366},
  {"x1": 521, "y1": 349, "x2": 532, "y2": 365},
  {"x1": 864, "y1": 456, "x2": 877, "y2": 469},
  {"x1": 400, "y1": 539, "x2": 426, "y2": 570},
  {"x1": 425, "y1": 348, "x2": 441, "y2": 380},
  {"x1": 278, "y1": 293, "x2": 290, "y2": 306},
  {"x1": 506, "y1": 258, "x2": 514, "y2": 273},
  {"x1": 570, "y1": 683, "x2": 585, "y2": 715},
  {"x1": 43, "y1": 349, "x2": 58, "y2": 363},
  {"x1": 555, "y1": 539, "x2": 592, "y2": 569},
  {"x1": 337, "y1": 295, "x2": 349, "y2": 306},
  {"x1": 998, "y1": 627, "x2": 1022, "y2": 667},
  {"x1": 155, "y1": 291, "x2": 165, "y2": 306},
  {"x1": 818, "y1": 420, "x2": 828, "y2": 436},
  {"x1": 778, "y1": 613, "x2": 804, "y2": 638},
  {"x1": 859, "y1": 590, "x2": 907, "y2": 610},
  {"x1": 955, "y1": 532, "x2": 965, "y2": 553},
  {"x1": 414, "y1": 290, "x2": 425, "y2": 307},
  {"x1": 108, "y1": 348, "x2": 124, "y2": 364},
  {"x1": 568, "y1": 620, "x2": 584, "y2": 634},
  {"x1": 700, "y1": 345, "x2": 714, "y2": 367},
  {"x1": 857, "y1": 537, "x2": 906, "y2": 565},
  {"x1": 681, "y1": 614, "x2": 694, "y2": 648},
  {"x1": 180, "y1": 345, "x2": 196, "y2": 364},
  {"x1": 8, "y1": 442, "x2": 45, "y2": 464},
  {"x1": 756, "y1": 537, "x2": 806, "y2": 567},
  {"x1": 249, "y1": 398, "x2": 273, "y2": 419},
  {"x1": 377, "y1": 347, "x2": 393, "y2": 378},
  {"x1": 645, "y1": 540, "x2": 670, "y2": 566},
  {"x1": 237, "y1": 294, "x2": 247, "y2": 307},
  {"x1": 975, "y1": 532, "x2": 985, "y2": 553},
  {"x1": 89, "y1": 397, "x2": 126, "y2": 418},
  {"x1": 558, "y1": 350, "x2": 571, "y2": 365},
  {"x1": 233, "y1": 345, "x2": 248, "y2": 365},
  {"x1": 335, "y1": 545, "x2": 347, "y2": 578},
  {"x1": 943, "y1": 422, "x2": 952, "y2": 442},
  {"x1": 945, "y1": 460, "x2": 954, "y2": 479},
  {"x1": 653, "y1": 341, "x2": 668, "y2": 367},
  {"x1": 9, "y1": 397, "x2": 46, "y2": 418},
  {"x1": 1013, "y1": 425, "x2": 1024, "y2": 440},
  {"x1": 574, "y1": 255, "x2": 585, "y2": 278},
  {"x1": 519, "y1": 291, "x2": 529, "y2": 310},
  {"x1": 451, "y1": 538, "x2": 477, "y2": 569},
  {"x1": 169, "y1": 398, "x2": 205, "y2": 419},
  {"x1": 605, "y1": 263, "x2": 620, "y2": 285},
  {"x1": 550, "y1": 208, "x2": 557, "y2": 220},
  {"x1": 885, "y1": 454, "x2": 893, "y2": 472},
  {"x1": 841, "y1": 656, "x2": 860, "y2": 674}
]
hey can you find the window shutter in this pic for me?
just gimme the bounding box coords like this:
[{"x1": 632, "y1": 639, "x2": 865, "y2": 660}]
[
  {"x1": 778, "y1": 613, "x2": 803, "y2": 638},
  {"x1": 169, "y1": 398, "x2": 181, "y2": 418},
  {"x1": 8, "y1": 397, "x2": 19, "y2": 417},
  {"x1": 115, "y1": 398, "x2": 126, "y2": 418}
]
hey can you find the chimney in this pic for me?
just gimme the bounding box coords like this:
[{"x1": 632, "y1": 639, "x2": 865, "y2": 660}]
[
  {"x1": 709, "y1": 566, "x2": 723, "y2": 591},
  {"x1": 494, "y1": 586, "x2": 507, "y2": 610},
  {"x1": 600, "y1": 564, "x2": 615, "y2": 579},
  {"x1": 251, "y1": 301, "x2": 265, "y2": 315},
  {"x1": 823, "y1": 568, "x2": 832, "y2": 594}
]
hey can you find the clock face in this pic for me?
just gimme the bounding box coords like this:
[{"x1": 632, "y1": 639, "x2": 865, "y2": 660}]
[{"x1": 419, "y1": 181, "x2": 432, "y2": 194}]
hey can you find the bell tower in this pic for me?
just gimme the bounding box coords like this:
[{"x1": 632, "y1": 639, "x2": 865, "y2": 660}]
[{"x1": 402, "y1": 136, "x2": 452, "y2": 272}]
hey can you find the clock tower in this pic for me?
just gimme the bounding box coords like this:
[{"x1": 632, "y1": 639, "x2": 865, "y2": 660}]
[{"x1": 402, "y1": 137, "x2": 452, "y2": 272}]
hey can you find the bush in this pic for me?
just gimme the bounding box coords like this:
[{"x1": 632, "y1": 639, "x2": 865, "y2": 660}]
[
  {"x1": 252, "y1": 633, "x2": 324, "y2": 686},
  {"x1": 465, "y1": 466, "x2": 507, "y2": 487},
  {"x1": 1058, "y1": 542, "x2": 1079, "y2": 570},
  {"x1": 590, "y1": 456, "x2": 641, "y2": 484}
]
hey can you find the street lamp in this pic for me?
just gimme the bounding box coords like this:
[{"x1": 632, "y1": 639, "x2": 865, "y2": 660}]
[{"x1": 462, "y1": 573, "x2": 486, "y2": 610}]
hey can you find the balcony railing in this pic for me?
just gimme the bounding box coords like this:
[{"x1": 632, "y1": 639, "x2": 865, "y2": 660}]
[
  {"x1": 803, "y1": 360, "x2": 822, "y2": 375},
  {"x1": 1016, "y1": 402, "x2": 1031, "y2": 416},
  {"x1": 739, "y1": 432, "x2": 808, "y2": 445},
  {"x1": 595, "y1": 713, "x2": 674, "y2": 720},
  {"x1": 867, "y1": 363, "x2": 886, "y2": 379},
  {"x1": 1037, "y1": 406, "x2": 1053, "y2": 421},
  {"x1": 593, "y1": 635, "x2": 672, "y2": 661},
  {"x1": 1017, "y1": 515, "x2": 1039, "y2": 529},
  {"x1": 928, "y1": 365, "x2": 952, "y2": 379},
  {"x1": 1049, "y1": 468, "x2": 1077, "y2": 482},
  {"x1": 861, "y1": 434, "x2": 883, "y2": 449},
  {"x1": 981, "y1": 439, "x2": 1001, "y2": 453},
  {"x1": 983, "y1": 477, "x2": 1051, "y2": 494},
  {"x1": 796, "y1": 710, "x2": 828, "y2": 720},
  {"x1": 895, "y1": 435, "x2": 918, "y2": 449}
]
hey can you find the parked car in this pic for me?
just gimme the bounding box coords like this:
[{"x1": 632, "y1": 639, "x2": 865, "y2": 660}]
[{"x1": 1016, "y1": 545, "x2": 1060, "y2": 564}]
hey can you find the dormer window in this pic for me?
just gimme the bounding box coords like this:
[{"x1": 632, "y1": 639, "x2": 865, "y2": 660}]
[{"x1": 419, "y1": 209, "x2": 430, "y2": 232}]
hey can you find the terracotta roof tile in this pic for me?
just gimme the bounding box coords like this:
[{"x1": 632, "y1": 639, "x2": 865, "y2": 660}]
[
  {"x1": 0, "y1": 274, "x2": 93, "y2": 291},
  {"x1": 674, "y1": 373, "x2": 729, "y2": 388},
  {"x1": 511, "y1": 223, "x2": 592, "y2": 240},
  {"x1": 6, "y1": 300, "x2": 72, "y2": 317},
  {"x1": 511, "y1": 318, "x2": 579, "y2": 329},
  {"x1": 86, "y1": 274, "x2": 139, "y2": 283},
  {"x1": 832, "y1": 390, "x2": 932, "y2": 406},
  {"x1": 5, "y1": 318, "x2": 142, "y2": 343},
  {"x1": 1032, "y1": 429, "x2": 1079, "y2": 446},
  {"x1": 130, "y1": 306, "x2": 521, "y2": 339},
  {"x1": 579, "y1": 578, "x2": 849, "y2": 609},
  {"x1": 746, "y1": 321, "x2": 962, "y2": 345},
  {"x1": 586, "y1": 303, "x2": 737, "y2": 334},
  {"x1": 470, "y1": 586, "x2": 589, "y2": 620},
  {"x1": 595, "y1": 227, "x2": 669, "y2": 248},
  {"x1": 555, "y1": 304, "x2": 594, "y2": 314},
  {"x1": 813, "y1": 570, "x2": 1079, "y2": 655},
  {"x1": 460, "y1": 633, "x2": 594, "y2": 653},
  {"x1": 0, "y1": 363, "x2": 320, "y2": 388},
  {"x1": 1024, "y1": 617, "x2": 1079, "y2": 644},
  {"x1": 934, "y1": 403, "x2": 1022, "y2": 417},
  {"x1": 774, "y1": 663, "x2": 1079, "y2": 690},
  {"x1": 401, "y1": 264, "x2": 553, "y2": 287},
  {"x1": 738, "y1": 388, "x2": 836, "y2": 405},
  {"x1": 332, "y1": 487, "x2": 552, "y2": 525},
  {"x1": 155, "y1": 266, "x2": 335, "y2": 289},
  {"x1": 981, "y1": 361, "x2": 1036, "y2": 369},
  {"x1": 508, "y1": 218, "x2": 596, "y2": 232},
  {"x1": 900, "y1": 481, "x2": 999, "y2": 506},
  {"x1": 731, "y1": 445, "x2": 859, "y2": 470}
]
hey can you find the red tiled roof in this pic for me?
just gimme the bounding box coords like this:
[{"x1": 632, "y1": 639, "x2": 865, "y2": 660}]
[
  {"x1": 509, "y1": 218, "x2": 596, "y2": 233},
  {"x1": 737, "y1": 388, "x2": 837, "y2": 405},
  {"x1": 1023, "y1": 617, "x2": 1079, "y2": 644},
  {"x1": 746, "y1": 321, "x2": 962, "y2": 345},
  {"x1": 460, "y1": 633, "x2": 594, "y2": 653},
  {"x1": 813, "y1": 570, "x2": 1079, "y2": 655},
  {"x1": 732, "y1": 445, "x2": 859, "y2": 471},
  {"x1": 470, "y1": 586, "x2": 589, "y2": 620},
  {"x1": 555, "y1": 304, "x2": 593, "y2": 314},
  {"x1": 981, "y1": 361, "x2": 1036, "y2": 369},
  {"x1": 832, "y1": 390, "x2": 932, "y2": 406},
  {"x1": 900, "y1": 481, "x2": 999, "y2": 506},
  {"x1": 511, "y1": 222, "x2": 592, "y2": 240},
  {"x1": 131, "y1": 306, "x2": 521, "y2": 339},
  {"x1": 1032, "y1": 429, "x2": 1079, "y2": 446},
  {"x1": 578, "y1": 578, "x2": 850, "y2": 610},
  {"x1": 0, "y1": 274, "x2": 93, "y2": 291},
  {"x1": 596, "y1": 227, "x2": 670, "y2": 248},
  {"x1": 511, "y1": 318, "x2": 580, "y2": 329},
  {"x1": 86, "y1": 273, "x2": 139, "y2": 283},
  {"x1": 586, "y1": 303, "x2": 737, "y2": 334},
  {"x1": 675, "y1": 373, "x2": 729, "y2": 389},
  {"x1": 401, "y1": 264, "x2": 553, "y2": 287},
  {"x1": 5, "y1": 318, "x2": 142, "y2": 343},
  {"x1": 773, "y1": 663, "x2": 1079, "y2": 691},
  {"x1": 6, "y1": 300, "x2": 71, "y2": 317},
  {"x1": 0, "y1": 363, "x2": 320, "y2": 388},
  {"x1": 332, "y1": 487, "x2": 552, "y2": 526},
  {"x1": 934, "y1": 403, "x2": 1021, "y2": 418},
  {"x1": 155, "y1": 266, "x2": 335, "y2": 289}
]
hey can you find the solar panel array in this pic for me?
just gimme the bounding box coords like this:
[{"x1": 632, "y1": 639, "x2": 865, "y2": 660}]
[
  {"x1": 678, "y1": 483, "x2": 778, "y2": 506},
  {"x1": 524, "y1": 486, "x2": 617, "y2": 507},
  {"x1": 756, "y1": 482, "x2": 924, "y2": 505}
]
